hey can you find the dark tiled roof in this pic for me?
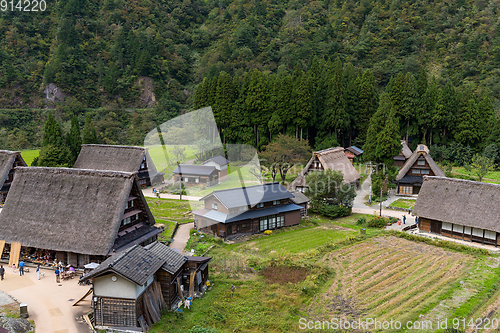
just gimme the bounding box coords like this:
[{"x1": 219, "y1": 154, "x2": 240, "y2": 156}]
[
  {"x1": 172, "y1": 164, "x2": 218, "y2": 176},
  {"x1": 345, "y1": 146, "x2": 363, "y2": 155},
  {"x1": 290, "y1": 191, "x2": 311, "y2": 204},
  {"x1": 145, "y1": 242, "x2": 187, "y2": 274},
  {"x1": 204, "y1": 155, "x2": 230, "y2": 166},
  {"x1": 226, "y1": 203, "x2": 302, "y2": 223},
  {"x1": 397, "y1": 175, "x2": 423, "y2": 184},
  {"x1": 112, "y1": 224, "x2": 163, "y2": 254},
  {"x1": 202, "y1": 183, "x2": 294, "y2": 209},
  {"x1": 81, "y1": 244, "x2": 166, "y2": 286}
]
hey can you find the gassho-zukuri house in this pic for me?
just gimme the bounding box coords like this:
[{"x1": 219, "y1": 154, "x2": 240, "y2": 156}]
[
  {"x1": 0, "y1": 167, "x2": 161, "y2": 267},
  {"x1": 395, "y1": 144, "x2": 445, "y2": 195},
  {"x1": 0, "y1": 150, "x2": 27, "y2": 203},
  {"x1": 80, "y1": 242, "x2": 211, "y2": 331},
  {"x1": 73, "y1": 144, "x2": 164, "y2": 187},
  {"x1": 193, "y1": 183, "x2": 302, "y2": 238},
  {"x1": 414, "y1": 176, "x2": 500, "y2": 246},
  {"x1": 290, "y1": 147, "x2": 361, "y2": 192}
]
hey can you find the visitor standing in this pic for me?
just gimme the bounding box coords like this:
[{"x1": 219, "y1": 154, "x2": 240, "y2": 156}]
[
  {"x1": 36, "y1": 265, "x2": 41, "y2": 280},
  {"x1": 55, "y1": 268, "x2": 60, "y2": 283},
  {"x1": 19, "y1": 260, "x2": 25, "y2": 276},
  {"x1": 0, "y1": 265, "x2": 4, "y2": 280}
]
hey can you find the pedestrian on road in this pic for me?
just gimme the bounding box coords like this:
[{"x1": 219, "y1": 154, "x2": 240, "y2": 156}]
[
  {"x1": 55, "y1": 268, "x2": 60, "y2": 283},
  {"x1": 36, "y1": 265, "x2": 41, "y2": 280},
  {"x1": 403, "y1": 215, "x2": 406, "y2": 224},
  {"x1": 0, "y1": 265, "x2": 4, "y2": 280},
  {"x1": 19, "y1": 260, "x2": 25, "y2": 276},
  {"x1": 415, "y1": 216, "x2": 418, "y2": 224},
  {"x1": 408, "y1": 208, "x2": 412, "y2": 216}
]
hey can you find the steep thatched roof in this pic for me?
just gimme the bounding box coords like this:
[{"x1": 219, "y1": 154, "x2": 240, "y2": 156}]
[
  {"x1": 0, "y1": 167, "x2": 154, "y2": 256},
  {"x1": 396, "y1": 144, "x2": 445, "y2": 181},
  {"x1": 0, "y1": 150, "x2": 26, "y2": 189},
  {"x1": 290, "y1": 147, "x2": 360, "y2": 190},
  {"x1": 414, "y1": 176, "x2": 500, "y2": 232},
  {"x1": 74, "y1": 144, "x2": 161, "y2": 180},
  {"x1": 401, "y1": 141, "x2": 413, "y2": 159}
]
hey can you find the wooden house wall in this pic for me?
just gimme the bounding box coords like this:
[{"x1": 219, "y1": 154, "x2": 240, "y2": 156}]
[
  {"x1": 420, "y1": 217, "x2": 499, "y2": 246},
  {"x1": 94, "y1": 296, "x2": 137, "y2": 327},
  {"x1": 284, "y1": 210, "x2": 301, "y2": 227},
  {"x1": 204, "y1": 196, "x2": 228, "y2": 214}
]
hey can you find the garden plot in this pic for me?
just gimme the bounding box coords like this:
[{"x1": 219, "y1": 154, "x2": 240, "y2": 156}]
[{"x1": 309, "y1": 236, "x2": 473, "y2": 330}]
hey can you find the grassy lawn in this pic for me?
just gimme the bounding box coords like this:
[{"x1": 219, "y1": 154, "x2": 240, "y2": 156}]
[
  {"x1": 145, "y1": 198, "x2": 195, "y2": 224},
  {"x1": 147, "y1": 145, "x2": 198, "y2": 176},
  {"x1": 155, "y1": 218, "x2": 177, "y2": 242},
  {"x1": 452, "y1": 167, "x2": 500, "y2": 183},
  {"x1": 388, "y1": 198, "x2": 416, "y2": 210},
  {"x1": 20, "y1": 149, "x2": 39, "y2": 166}
]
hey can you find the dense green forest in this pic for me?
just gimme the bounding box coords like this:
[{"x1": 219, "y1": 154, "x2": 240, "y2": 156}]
[{"x1": 1, "y1": 0, "x2": 500, "y2": 160}]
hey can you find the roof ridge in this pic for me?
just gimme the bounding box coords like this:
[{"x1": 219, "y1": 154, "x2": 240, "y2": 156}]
[
  {"x1": 211, "y1": 182, "x2": 281, "y2": 194},
  {"x1": 0, "y1": 150, "x2": 20, "y2": 155},
  {"x1": 16, "y1": 166, "x2": 136, "y2": 178},
  {"x1": 82, "y1": 144, "x2": 147, "y2": 151}
]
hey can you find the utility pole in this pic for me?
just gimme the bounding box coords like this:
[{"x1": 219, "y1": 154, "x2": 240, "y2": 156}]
[
  {"x1": 177, "y1": 161, "x2": 183, "y2": 200},
  {"x1": 379, "y1": 175, "x2": 388, "y2": 217}
]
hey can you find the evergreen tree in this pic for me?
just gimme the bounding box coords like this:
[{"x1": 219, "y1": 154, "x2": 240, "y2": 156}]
[
  {"x1": 193, "y1": 78, "x2": 210, "y2": 110},
  {"x1": 324, "y1": 57, "x2": 348, "y2": 143},
  {"x1": 455, "y1": 99, "x2": 481, "y2": 147},
  {"x1": 66, "y1": 115, "x2": 82, "y2": 165},
  {"x1": 343, "y1": 63, "x2": 359, "y2": 146},
  {"x1": 357, "y1": 69, "x2": 379, "y2": 141},
  {"x1": 437, "y1": 81, "x2": 457, "y2": 143},
  {"x1": 214, "y1": 71, "x2": 235, "y2": 142},
  {"x1": 42, "y1": 113, "x2": 64, "y2": 147},
  {"x1": 245, "y1": 70, "x2": 269, "y2": 147},
  {"x1": 294, "y1": 69, "x2": 315, "y2": 140},
  {"x1": 83, "y1": 114, "x2": 98, "y2": 144},
  {"x1": 402, "y1": 73, "x2": 418, "y2": 141}
]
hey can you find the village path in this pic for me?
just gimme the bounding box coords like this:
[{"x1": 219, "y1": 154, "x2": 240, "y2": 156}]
[
  {"x1": 169, "y1": 222, "x2": 194, "y2": 254},
  {"x1": 142, "y1": 187, "x2": 202, "y2": 201},
  {"x1": 0, "y1": 268, "x2": 91, "y2": 333}
]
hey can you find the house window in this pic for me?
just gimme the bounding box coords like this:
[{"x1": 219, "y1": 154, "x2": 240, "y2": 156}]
[
  {"x1": 273, "y1": 200, "x2": 280, "y2": 206},
  {"x1": 412, "y1": 168, "x2": 421, "y2": 175},
  {"x1": 442, "y1": 222, "x2": 452, "y2": 231},
  {"x1": 417, "y1": 159, "x2": 425, "y2": 166},
  {"x1": 212, "y1": 202, "x2": 218, "y2": 210},
  {"x1": 269, "y1": 215, "x2": 276, "y2": 229},
  {"x1": 239, "y1": 206, "x2": 247, "y2": 212},
  {"x1": 485, "y1": 230, "x2": 497, "y2": 240},
  {"x1": 453, "y1": 224, "x2": 463, "y2": 233},
  {"x1": 277, "y1": 216, "x2": 284, "y2": 228},
  {"x1": 472, "y1": 228, "x2": 483, "y2": 237},
  {"x1": 195, "y1": 178, "x2": 199, "y2": 183},
  {"x1": 420, "y1": 169, "x2": 430, "y2": 175},
  {"x1": 259, "y1": 217, "x2": 267, "y2": 231},
  {"x1": 128, "y1": 200, "x2": 134, "y2": 209},
  {"x1": 184, "y1": 177, "x2": 189, "y2": 182},
  {"x1": 256, "y1": 203, "x2": 264, "y2": 208},
  {"x1": 399, "y1": 186, "x2": 413, "y2": 195},
  {"x1": 123, "y1": 217, "x2": 131, "y2": 225}
]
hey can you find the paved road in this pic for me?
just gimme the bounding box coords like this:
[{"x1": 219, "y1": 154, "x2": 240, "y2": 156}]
[
  {"x1": 0, "y1": 267, "x2": 91, "y2": 333},
  {"x1": 170, "y1": 222, "x2": 194, "y2": 254}
]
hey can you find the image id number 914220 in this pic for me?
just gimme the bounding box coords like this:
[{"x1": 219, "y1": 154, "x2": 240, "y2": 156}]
[{"x1": 1, "y1": 0, "x2": 47, "y2": 12}]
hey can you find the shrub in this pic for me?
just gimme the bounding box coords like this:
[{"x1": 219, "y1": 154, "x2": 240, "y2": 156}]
[
  {"x1": 367, "y1": 216, "x2": 389, "y2": 228},
  {"x1": 264, "y1": 230, "x2": 273, "y2": 235},
  {"x1": 356, "y1": 217, "x2": 367, "y2": 225}
]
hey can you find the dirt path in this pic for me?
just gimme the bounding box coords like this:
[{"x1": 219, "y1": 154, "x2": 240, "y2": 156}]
[
  {"x1": 170, "y1": 222, "x2": 194, "y2": 254},
  {"x1": 0, "y1": 267, "x2": 91, "y2": 333}
]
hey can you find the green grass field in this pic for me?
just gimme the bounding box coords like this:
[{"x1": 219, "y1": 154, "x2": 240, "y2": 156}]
[
  {"x1": 20, "y1": 149, "x2": 39, "y2": 166},
  {"x1": 453, "y1": 167, "x2": 500, "y2": 183},
  {"x1": 388, "y1": 198, "x2": 416, "y2": 210},
  {"x1": 145, "y1": 198, "x2": 194, "y2": 224}
]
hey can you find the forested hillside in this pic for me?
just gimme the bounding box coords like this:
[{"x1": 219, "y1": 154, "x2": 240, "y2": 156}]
[{"x1": 1, "y1": 0, "x2": 500, "y2": 154}]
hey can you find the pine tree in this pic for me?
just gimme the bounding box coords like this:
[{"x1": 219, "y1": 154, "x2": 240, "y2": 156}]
[
  {"x1": 324, "y1": 57, "x2": 348, "y2": 142},
  {"x1": 294, "y1": 69, "x2": 315, "y2": 140},
  {"x1": 83, "y1": 114, "x2": 98, "y2": 144},
  {"x1": 66, "y1": 115, "x2": 82, "y2": 165},
  {"x1": 42, "y1": 113, "x2": 64, "y2": 147},
  {"x1": 193, "y1": 77, "x2": 210, "y2": 110},
  {"x1": 343, "y1": 63, "x2": 359, "y2": 146},
  {"x1": 215, "y1": 71, "x2": 235, "y2": 142}
]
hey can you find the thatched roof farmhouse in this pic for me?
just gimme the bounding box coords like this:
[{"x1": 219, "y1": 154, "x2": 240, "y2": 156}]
[
  {"x1": 0, "y1": 167, "x2": 161, "y2": 267},
  {"x1": 393, "y1": 140, "x2": 413, "y2": 167},
  {"x1": 290, "y1": 147, "x2": 360, "y2": 192},
  {"x1": 414, "y1": 176, "x2": 500, "y2": 246},
  {"x1": 74, "y1": 144, "x2": 164, "y2": 187},
  {"x1": 0, "y1": 150, "x2": 27, "y2": 203},
  {"x1": 395, "y1": 144, "x2": 445, "y2": 195}
]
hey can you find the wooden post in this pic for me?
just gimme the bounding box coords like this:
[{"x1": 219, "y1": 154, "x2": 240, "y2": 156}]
[
  {"x1": 189, "y1": 271, "x2": 196, "y2": 298},
  {"x1": 176, "y1": 277, "x2": 183, "y2": 300}
]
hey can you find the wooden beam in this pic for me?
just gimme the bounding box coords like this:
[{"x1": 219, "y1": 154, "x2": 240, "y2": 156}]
[
  {"x1": 189, "y1": 271, "x2": 196, "y2": 298},
  {"x1": 176, "y1": 277, "x2": 183, "y2": 300}
]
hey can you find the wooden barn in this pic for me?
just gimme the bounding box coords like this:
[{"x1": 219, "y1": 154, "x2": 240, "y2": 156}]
[
  {"x1": 0, "y1": 167, "x2": 161, "y2": 268},
  {"x1": 0, "y1": 150, "x2": 27, "y2": 203},
  {"x1": 74, "y1": 144, "x2": 164, "y2": 187},
  {"x1": 290, "y1": 147, "x2": 361, "y2": 193},
  {"x1": 80, "y1": 242, "x2": 211, "y2": 331},
  {"x1": 344, "y1": 146, "x2": 363, "y2": 164},
  {"x1": 201, "y1": 155, "x2": 230, "y2": 180},
  {"x1": 172, "y1": 164, "x2": 220, "y2": 186},
  {"x1": 393, "y1": 140, "x2": 413, "y2": 168},
  {"x1": 395, "y1": 144, "x2": 445, "y2": 195},
  {"x1": 193, "y1": 183, "x2": 302, "y2": 238},
  {"x1": 414, "y1": 176, "x2": 500, "y2": 246}
]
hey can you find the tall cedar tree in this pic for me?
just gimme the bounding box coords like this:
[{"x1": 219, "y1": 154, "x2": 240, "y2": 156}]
[
  {"x1": 357, "y1": 69, "x2": 378, "y2": 141},
  {"x1": 215, "y1": 71, "x2": 236, "y2": 142},
  {"x1": 294, "y1": 69, "x2": 315, "y2": 140},
  {"x1": 42, "y1": 113, "x2": 64, "y2": 147},
  {"x1": 246, "y1": 70, "x2": 269, "y2": 147},
  {"x1": 438, "y1": 81, "x2": 457, "y2": 142},
  {"x1": 83, "y1": 114, "x2": 98, "y2": 144},
  {"x1": 66, "y1": 115, "x2": 82, "y2": 165},
  {"x1": 325, "y1": 57, "x2": 348, "y2": 141},
  {"x1": 344, "y1": 63, "x2": 359, "y2": 146},
  {"x1": 402, "y1": 73, "x2": 419, "y2": 141},
  {"x1": 193, "y1": 77, "x2": 210, "y2": 110}
]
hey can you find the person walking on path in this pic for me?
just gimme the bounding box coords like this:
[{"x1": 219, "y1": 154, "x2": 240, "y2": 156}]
[
  {"x1": 403, "y1": 215, "x2": 406, "y2": 224},
  {"x1": 0, "y1": 265, "x2": 4, "y2": 280},
  {"x1": 55, "y1": 268, "x2": 60, "y2": 283},
  {"x1": 19, "y1": 260, "x2": 25, "y2": 276},
  {"x1": 415, "y1": 216, "x2": 418, "y2": 225},
  {"x1": 36, "y1": 265, "x2": 41, "y2": 280},
  {"x1": 408, "y1": 208, "x2": 412, "y2": 216}
]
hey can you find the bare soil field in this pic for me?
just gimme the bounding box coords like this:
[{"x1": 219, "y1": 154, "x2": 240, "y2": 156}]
[{"x1": 308, "y1": 236, "x2": 474, "y2": 331}]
